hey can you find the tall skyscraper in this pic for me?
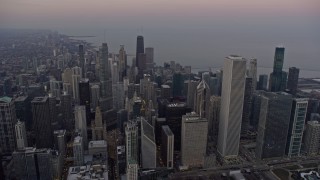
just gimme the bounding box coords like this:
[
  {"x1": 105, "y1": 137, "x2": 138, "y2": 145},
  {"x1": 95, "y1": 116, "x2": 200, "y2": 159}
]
[
  {"x1": 125, "y1": 121, "x2": 138, "y2": 166},
  {"x1": 303, "y1": 121, "x2": 320, "y2": 156},
  {"x1": 145, "y1": 47, "x2": 154, "y2": 70},
  {"x1": 0, "y1": 97, "x2": 17, "y2": 154},
  {"x1": 74, "y1": 105, "x2": 88, "y2": 149},
  {"x1": 161, "y1": 125, "x2": 174, "y2": 169},
  {"x1": 140, "y1": 118, "x2": 156, "y2": 168},
  {"x1": 61, "y1": 92, "x2": 73, "y2": 130},
  {"x1": 72, "y1": 66, "x2": 82, "y2": 102},
  {"x1": 73, "y1": 136, "x2": 84, "y2": 166},
  {"x1": 285, "y1": 98, "x2": 308, "y2": 157},
  {"x1": 248, "y1": 58, "x2": 257, "y2": 91},
  {"x1": 269, "y1": 46, "x2": 287, "y2": 92},
  {"x1": 172, "y1": 72, "x2": 184, "y2": 97},
  {"x1": 126, "y1": 161, "x2": 138, "y2": 180},
  {"x1": 136, "y1": 36, "x2": 144, "y2": 68},
  {"x1": 287, "y1": 67, "x2": 300, "y2": 95},
  {"x1": 90, "y1": 84, "x2": 100, "y2": 111},
  {"x1": 194, "y1": 79, "x2": 210, "y2": 118},
  {"x1": 99, "y1": 43, "x2": 113, "y2": 111},
  {"x1": 256, "y1": 92, "x2": 292, "y2": 159},
  {"x1": 187, "y1": 80, "x2": 199, "y2": 108},
  {"x1": 14, "y1": 96, "x2": 32, "y2": 130},
  {"x1": 79, "y1": 44, "x2": 85, "y2": 78},
  {"x1": 79, "y1": 78, "x2": 90, "y2": 124},
  {"x1": 217, "y1": 55, "x2": 246, "y2": 157},
  {"x1": 181, "y1": 112, "x2": 208, "y2": 167},
  {"x1": 15, "y1": 120, "x2": 27, "y2": 150},
  {"x1": 53, "y1": 129, "x2": 66, "y2": 157},
  {"x1": 119, "y1": 45, "x2": 127, "y2": 81},
  {"x1": 207, "y1": 96, "x2": 221, "y2": 149},
  {"x1": 241, "y1": 77, "x2": 253, "y2": 135},
  {"x1": 32, "y1": 96, "x2": 53, "y2": 148},
  {"x1": 258, "y1": 74, "x2": 268, "y2": 90}
]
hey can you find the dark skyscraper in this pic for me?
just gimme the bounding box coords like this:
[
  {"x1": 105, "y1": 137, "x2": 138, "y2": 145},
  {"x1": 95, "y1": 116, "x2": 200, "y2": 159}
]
[
  {"x1": 79, "y1": 79, "x2": 91, "y2": 124},
  {"x1": 172, "y1": 72, "x2": 184, "y2": 97},
  {"x1": 32, "y1": 97, "x2": 53, "y2": 148},
  {"x1": 287, "y1": 67, "x2": 300, "y2": 95},
  {"x1": 241, "y1": 77, "x2": 253, "y2": 136},
  {"x1": 79, "y1": 44, "x2": 85, "y2": 78},
  {"x1": 258, "y1": 74, "x2": 268, "y2": 90},
  {"x1": 269, "y1": 46, "x2": 287, "y2": 92},
  {"x1": 256, "y1": 92, "x2": 292, "y2": 159},
  {"x1": 136, "y1": 36, "x2": 144, "y2": 68}
]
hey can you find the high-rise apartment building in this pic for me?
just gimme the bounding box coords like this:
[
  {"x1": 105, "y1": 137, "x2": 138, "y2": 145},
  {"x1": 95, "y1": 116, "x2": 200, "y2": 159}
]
[
  {"x1": 256, "y1": 92, "x2": 292, "y2": 159},
  {"x1": 0, "y1": 97, "x2": 17, "y2": 154},
  {"x1": 161, "y1": 125, "x2": 174, "y2": 169},
  {"x1": 15, "y1": 120, "x2": 27, "y2": 150},
  {"x1": 269, "y1": 46, "x2": 287, "y2": 92},
  {"x1": 287, "y1": 67, "x2": 300, "y2": 95},
  {"x1": 285, "y1": 98, "x2": 308, "y2": 157},
  {"x1": 217, "y1": 55, "x2": 246, "y2": 157},
  {"x1": 303, "y1": 121, "x2": 320, "y2": 156},
  {"x1": 181, "y1": 112, "x2": 208, "y2": 167},
  {"x1": 32, "y1": 96, "x2": 53, "y2": 148}
]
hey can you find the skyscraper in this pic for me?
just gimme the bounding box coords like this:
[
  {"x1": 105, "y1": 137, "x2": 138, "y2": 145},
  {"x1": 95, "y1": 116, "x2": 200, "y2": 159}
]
[
  {"x1": 79, "y1": 44, "x2": 85, "y2": 78},
  {"x1": 248, "y1": 58, "x2": 257, "y2": 91},
  {"x1": 72, "y1": 66, "x2": 82, "y2": 102},
  {"x1": 99, "y1": 43, "x2": 113, "y2": 111},
  {"x1": 172, "y1": 72, "x2": 184, "y2": 97},
  {"x1": 258, "y1": 74, "x2": 268, "y2": 90},
  {"x1": 207, "y1": 96, "x2": 221, "y2": 149},
  {"x1": 187, "y1": 80, "x2": 199, "y2": 108},
  {"x1": 269, "y1": 46, "x2": 287, "y2": 92},
  {"x1": 53, "y1": 129, "x2": 66, "y2": 157},
  {"x1": 256, "y1": 92, "x2": 293, "y2": 159},
  {"x1": 217, "y1": 55, "x2": 246, "y2": 157},
  {"x1": 90, "y1": 84, "x2": 100, "y2": 111},
  {"x1": 92, "y1": 106, "x2": 107, "y2": 141},
  {"x1": 127, "y1": 161, "x2": 138, "y2": 180},
  {"x1": 161, "y1": 125, "x2": 174, "y2": 169},
  {"x1": 194, "y1": 79, "x2": 210, "y2": 118},
  {"x1": 61, "y1": 91, "x2": 73, "y2": 130},
  {"x1": 32, "y1": 96, "x2": 53, "y2": 148},
  {"x1": 73, "y1": 136, "x2": 84, "y2": 166},
  {"x1": 285, "y1": 98, "x2": 308, "y2": 157},
  {"x1": 74, "y1": 105, "x2": 88, "y2": 149},
  {"x1": 79, "y1": 78, "x2": 90, "y2": 124},
  {"x1": 15, "y1": 120, "x2": 27, "y2": 150},
  {"x1": 140, "y1": 118, "x2": 156, "y2": 168},
  {"x1": 125, "y1": 120, "x2": 138, "y2": 165},
  {"x1": 181, "y1": 112, "x2": 208, "y2": 167},
  {"x1": 145, "y1": 47, "x2": 154, "y2": 70},
  {"x1": 287, "y1": 67, "x2": 300, "y2": 95},
  {"x1": 303, "y1": 121, "x2": 320, "y2": 156},
  {"x1": 241, "y1": 77, "x2": 253, "y2": 135},
  {"x1": 119, "y1": 45, "x2": 127, "y2": 81},
  {"x1": 136, "y1": 36, "x2": 144, "y2": 68},
  {"x1": 0, "y1": 97, "x2": 17, "y2": 154}
]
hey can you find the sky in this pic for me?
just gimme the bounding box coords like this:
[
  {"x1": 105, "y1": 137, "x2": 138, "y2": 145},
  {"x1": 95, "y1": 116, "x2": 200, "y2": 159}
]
[{"x1": 1, "y1": 0, "x2": 320, "y2": 77}]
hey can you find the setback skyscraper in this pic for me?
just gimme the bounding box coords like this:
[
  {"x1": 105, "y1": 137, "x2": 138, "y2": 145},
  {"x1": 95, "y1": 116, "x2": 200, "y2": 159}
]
[
  {"x1": 217, "y1": 55, "x2": 246, "y2": 157},
  {"x1": 269, "y1": 46, "x2": 287, "y2": 92}
]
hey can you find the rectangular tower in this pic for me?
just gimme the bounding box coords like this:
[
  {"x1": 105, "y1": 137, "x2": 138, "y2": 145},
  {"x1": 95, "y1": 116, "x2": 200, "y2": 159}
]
[
  {"x1": 161, "y1": 125, "x2": 174, "y2": 169},
  {"x1": 287, "y1": 67, "x2": 300, "y2": 95},
  {"x1": 217, "y1": 55, "x2": 246, "y2": 157}
]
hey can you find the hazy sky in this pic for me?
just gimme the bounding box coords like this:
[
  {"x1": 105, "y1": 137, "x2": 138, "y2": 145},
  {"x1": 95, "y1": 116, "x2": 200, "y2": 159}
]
[
  {"x1": 1, "y1": 0, "x2": 320, "y2": 77},
  {"x1": 1, "y1": 0, "x2": 320, "y2": 29}
]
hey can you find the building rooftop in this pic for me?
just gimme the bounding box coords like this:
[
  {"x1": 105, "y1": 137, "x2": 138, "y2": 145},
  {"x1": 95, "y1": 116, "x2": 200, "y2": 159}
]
[
  {"x1": 162, "y1": 125, "x2": 173, "y2": 136},
  {"x1": 31, "y1": 96, "x2": 48, "y2": 103},
  {"x1": 67, "y1": 165, "x2": 108, "y2": 180},
  {"x1": 167, "y1": 102, "x2": 186, "y2": 108},
  {"x1": 14, "y1": 96, "x2": 28, "y2": 102},
  {"x1": 89, "y1": 140, "x2": 107, "y2": 149},
  {"x1": 227, "y1": 55, "x2": 243, "y2": 60},
  {"x1": 0, "y1": 96, "x2": 12, "y2": 103}
]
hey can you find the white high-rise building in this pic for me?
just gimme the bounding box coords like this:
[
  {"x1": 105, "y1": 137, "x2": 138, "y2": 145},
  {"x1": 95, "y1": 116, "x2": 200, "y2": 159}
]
[
  {"x1": 248, "y1": 58, "x2": 257, "y2": 91},
  {"x1": 217, "y1": 55, "x2": 246, "y2": 157},
  {"x1": 15, "y1": 120, "x2": 28, "y2": 149},
  {"x1": 125, "y1": 121, "x2": 138, "y2": 166},
  {"x1": 72, "y1": 66, "x2": 82, "y2": 103},
  {"x1": 73, "y1": 136, "x2": 84, "y2": 166},
  {"x1": 74, "y1": 106, "x2": 88, "y2": 150},
  {"x1": 126, "y1": 161, "x2": 138, "y2": 180},
  {"x1": 304, "y1": 121, "x2": 320, "y2": 156},
  {"x1": 161, "y1": 125, "x2": 174, "y2": 169},
  {"x1": 181, "y1": 112, "x2": 208, "y2": 167}
]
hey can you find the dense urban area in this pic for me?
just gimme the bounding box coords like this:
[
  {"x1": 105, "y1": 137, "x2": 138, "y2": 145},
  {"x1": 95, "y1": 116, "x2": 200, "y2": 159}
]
[{"x1": 0, "y1": 29, "x2": 320, "y2": 180}]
